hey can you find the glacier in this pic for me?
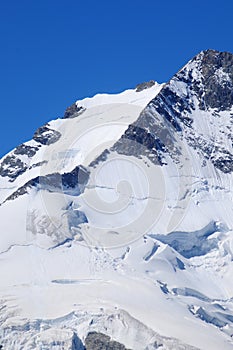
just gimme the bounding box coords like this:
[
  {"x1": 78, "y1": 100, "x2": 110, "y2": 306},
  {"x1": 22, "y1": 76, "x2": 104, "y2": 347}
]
[{"x1": 0, "y1": 49, "x2": 233, "y2": 349}]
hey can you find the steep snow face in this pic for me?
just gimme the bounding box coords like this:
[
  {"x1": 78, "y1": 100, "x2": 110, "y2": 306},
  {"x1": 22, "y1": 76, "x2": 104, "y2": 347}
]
[
  {"x1": 0, "y1": 50, "x2": 233, "y2": 350},
  {"x1": 0, "y1": 82, "x2": 163, "y2": 251},
  {"x1": 106, "y1": 50, "x2": 233, "y2": 235},
  {"x1": 0, "y1": 83, "x2": 162, "y2": 202}
]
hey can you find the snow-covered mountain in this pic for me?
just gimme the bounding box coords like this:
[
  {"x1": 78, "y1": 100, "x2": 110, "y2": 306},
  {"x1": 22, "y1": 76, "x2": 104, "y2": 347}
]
[{"x1": 0, "y1": 49, "x2": 233, "y2": 349}]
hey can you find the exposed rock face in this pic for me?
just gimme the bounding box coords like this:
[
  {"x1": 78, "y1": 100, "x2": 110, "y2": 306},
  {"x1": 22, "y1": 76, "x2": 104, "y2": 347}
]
[
  {"x1": 84, "y1": 332, "x2": 130, "y2": 350},
  {"x1": 0, "y1": 143, "x2": 40, "y2": 182},
  {"x1": 135, "y1": 80, "x2": 156, "y2": 92},
  {"x1": 112, "y1": 125, "x2": 166, "y2": 166},
  {"x1": 195, "y1": 49, "x2": 233, "y2": 111},
  {"x1": 0, "y1": 125, "x2": 61, "y2": 183},
  {"x1": 3, "y1": 165, "x2": 90, "y2": 203},
  {"x1": 0, "y1": 154, "x2": 28, "y2": 181},
  {"x1": 171, "y1": 49, "x2": 233, "y2": 112},
  {"x1": 63, "y1": 102, "x2": 86, "y2": 119},
  {"x1": 33, "y1": 125, "x2": 61, "y2": 145},
  {"x1": 14, "y1": 143, "x2": 39, "y2": 157},
  {"x1": 111, "y1": 49, "x2": 233, "y2": 173},
  {"x1": 0, "y1": 49, "x2": 233, "y2": 350}
]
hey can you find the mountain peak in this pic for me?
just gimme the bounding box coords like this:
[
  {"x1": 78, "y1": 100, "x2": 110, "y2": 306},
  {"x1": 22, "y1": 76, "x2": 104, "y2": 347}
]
[
  {"x1": 0, "y1": 49, "x2": 233, "y2": 350},
  {"x1": 170, "y1": 49, "x2": 233, "y2": 112},
  {"x1": 197, "y1": 48, "x2": 233, "y2": 64},
  {"x1": 117, "y1": 48, "x2": 233, "y2": 174}
]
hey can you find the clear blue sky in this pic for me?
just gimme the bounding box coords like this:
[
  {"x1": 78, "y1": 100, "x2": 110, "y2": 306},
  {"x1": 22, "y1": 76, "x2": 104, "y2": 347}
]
[{"x1": 1, "y1": 0, "x2": 233, "y2": 157}]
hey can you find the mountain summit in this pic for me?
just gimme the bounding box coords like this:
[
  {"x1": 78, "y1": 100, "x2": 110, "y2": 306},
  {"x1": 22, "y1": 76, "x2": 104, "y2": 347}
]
[{"x1": 0, "y1": 50, "x2": 232, "y2": 350}]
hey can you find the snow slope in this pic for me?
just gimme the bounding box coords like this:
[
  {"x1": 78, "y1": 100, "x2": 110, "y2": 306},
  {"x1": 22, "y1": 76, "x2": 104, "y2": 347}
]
[{"x1": 0, "y1": 50, "x2": 233, "y2": 349}]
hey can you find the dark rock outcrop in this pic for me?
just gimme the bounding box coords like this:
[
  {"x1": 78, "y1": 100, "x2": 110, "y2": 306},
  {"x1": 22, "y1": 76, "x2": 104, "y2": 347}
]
[
  {"x1": 0, "y1": 144, "x2": 40, "y2": 182},
  {"x1": 113, "y1": 125, "x2": 166, "y2": 166},
  {"x1": 2, "y1": 165, "x2": 90, "y2": 203},
  {"x1": 33, "y1": 125, "x2": 61, "y2": 145},
  {"x1": 63, "y1": 103, "x2": 86, "y2": 119},
  {"x1": 84, "y1": 332, "x2": 130, "y2": 350},
  {"x1": 14, "y1": 143, "x2": 39, "y2": 157},
  {"x1": 135, "y1": 80, "x2": 155, "y2": 92},
  {"x1": 113, "y1": 49, "x2": 233, "y2": 173},
  {"x1": 0, "y1": 155, "x2": 28, "y2": 181},
  {"x1": 196, "y1": 49, "x2": 233, "y2": 111}
]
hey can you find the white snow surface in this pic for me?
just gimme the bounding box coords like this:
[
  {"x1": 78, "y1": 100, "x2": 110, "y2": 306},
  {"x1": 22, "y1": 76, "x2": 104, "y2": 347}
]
[{"x1": 0, "y1": 78, "x2": 233, "y2": 349}]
